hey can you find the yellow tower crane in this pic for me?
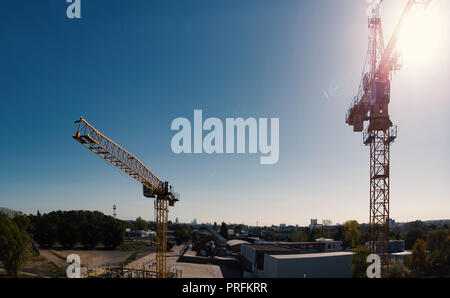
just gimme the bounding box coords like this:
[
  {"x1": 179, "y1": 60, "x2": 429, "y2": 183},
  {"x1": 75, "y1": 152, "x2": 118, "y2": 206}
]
[{"x1": 72, "y1": 117, "x2": 179, "y2": 278}]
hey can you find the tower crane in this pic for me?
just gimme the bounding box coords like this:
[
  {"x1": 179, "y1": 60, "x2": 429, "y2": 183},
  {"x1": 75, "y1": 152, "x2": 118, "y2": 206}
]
[
  {"x1": 73, "y1": 117, "x2": 179, "y2": 278},
  {"x1": 345, "y1": 0, "x2": 431, "y2": 276}
]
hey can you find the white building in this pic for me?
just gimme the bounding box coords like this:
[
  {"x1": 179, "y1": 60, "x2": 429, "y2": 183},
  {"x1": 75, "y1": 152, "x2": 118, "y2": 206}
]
[{"x1": 263, "y1": 251, "x2": 354, "y2": 278}]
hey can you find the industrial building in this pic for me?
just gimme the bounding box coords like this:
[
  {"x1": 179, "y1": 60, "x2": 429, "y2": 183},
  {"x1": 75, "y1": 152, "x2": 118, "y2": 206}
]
[
  {"x1": 241, "y1": 244, "x2": 299, "y2": 278},
  {"x1": 263, "y1": 251, "x2": 354, "y2": 278},
  {"x1": 365, "y1": 240, "x2": 405, "y2": 253},
  {"x1": 253, "y1": 238, "x2": 343, "y2": 253}
]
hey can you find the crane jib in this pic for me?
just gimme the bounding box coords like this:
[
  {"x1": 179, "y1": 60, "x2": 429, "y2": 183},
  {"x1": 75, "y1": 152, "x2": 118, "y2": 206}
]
[{"x1": 72, "y1": 117, "x2": 178, "y2": 204}]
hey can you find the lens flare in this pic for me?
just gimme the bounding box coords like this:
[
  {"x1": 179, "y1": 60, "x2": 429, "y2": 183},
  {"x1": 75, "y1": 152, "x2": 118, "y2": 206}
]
[{"x1": 397, "y1": 5, "x2": 444, "y2": 66}]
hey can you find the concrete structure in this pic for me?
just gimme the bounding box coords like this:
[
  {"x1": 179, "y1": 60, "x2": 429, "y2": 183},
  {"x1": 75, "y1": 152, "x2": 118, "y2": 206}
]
[
  {"x1": 365, "y1": 239, "x2": 405, "y2": 253},
  {"x1": 263, "y1": 251, "x2": 354, "y2": 278},
  {"x1": 309, "y1": 218, "x2": 323, "y2": 230},
  {"x1": 253, "y1": 239, "x2": 343, "y2": 253},
  {"x1": 226, "y1": 239, "x2": 250, "y2": 253},
  {"x1": 390, "y1": 251, "x2": 412, "y2": 263},
  {"x1": 240, "y1": 244, "x2": 298, "y2": 278}
]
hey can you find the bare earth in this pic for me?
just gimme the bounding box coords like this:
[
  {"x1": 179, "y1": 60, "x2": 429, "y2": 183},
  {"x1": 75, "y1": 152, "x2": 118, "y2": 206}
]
[
  {"x1": 129, "y1": 245, "x2": 223, "y2": 278},
  {"x1": 47, "y1": 249, "x2": 133, "y2": 268}
]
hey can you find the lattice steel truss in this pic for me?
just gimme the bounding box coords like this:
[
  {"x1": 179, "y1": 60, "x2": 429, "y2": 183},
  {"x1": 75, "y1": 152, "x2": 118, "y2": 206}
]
[
  {"x1": 73, "y1": 117, "x2": 178, "y2": 278},
  {"x1": 155, "y1": 198, "x2": 168, "y2": 278},
  {"x1": 364, "y1": 127, "x2": 396, "y2": 275}
]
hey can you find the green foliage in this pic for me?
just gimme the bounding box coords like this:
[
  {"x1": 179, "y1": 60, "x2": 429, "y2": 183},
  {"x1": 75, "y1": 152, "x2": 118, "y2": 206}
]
[
  {"x1": 312, "y1": 226, "x2": 330, "y2": 240},
  {"x1": 80, "y1": 222, "x2": 102, "y2": 249},
  {"x1": 291, "y1": 230, "x2": 309, "y2": 242},
  {"x1": 57, "y1": 221, "x2": 79, "y2": 249},
  {"x1": 102, "y1": 218, "x2": 125, "y2": 249},
  {"x1": 135, "y1": 217, "x2": 148, "y2": 231},
  {"x1": 351, "y1": 245, "x2": 370, "y2": 278},
  {"x1": 387, "y1": 260, "x2": 409, "y2": 278},
  {"x1": 0, "y1": 215, "x2": 31, "y2": 277},
  {"x1": 343, "y1": 220, "x2": 362, "y2": 249},
  {"x1": 29, "y1": 210, "x2": 129, "y2": 250},
  {"x1": 407, "y1": 239, "x2": 427, "y2": 276},
  {"x1": 174, "y1": 227, "x2": 191, "y2": 245},
  {"x1": 116, "y1": 241, "x2": 146, "y2": 251},
  {"x1": 31, "y1": 213, "x2": 57, "y2": 248},
  {"x1": 426, "y1": 230, "x2": 449, "y2": 276},
  {"x1": 405, "y1": 229, "x2": 425, "y2": 250}
]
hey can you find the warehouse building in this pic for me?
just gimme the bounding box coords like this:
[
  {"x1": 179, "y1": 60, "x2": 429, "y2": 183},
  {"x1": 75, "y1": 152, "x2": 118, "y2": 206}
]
[
  {"x1": 240, "y1": 244, "x2": 299, "y2": 278},
  {"x1": 263, "y1": 251, "x2": 354, "y2": 278}
]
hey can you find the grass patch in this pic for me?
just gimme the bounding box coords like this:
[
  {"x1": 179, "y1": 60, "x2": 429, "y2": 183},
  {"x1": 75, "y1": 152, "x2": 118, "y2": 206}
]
[
  {"x1": 118, "y1": 251, "x2": 138, "y2": 267},
  {"x1": 116, "y1": 241, "x2": 147, "y2": 251},
  {"x1": 49, "y1": 250, "x2": 66, "y2": 261}
]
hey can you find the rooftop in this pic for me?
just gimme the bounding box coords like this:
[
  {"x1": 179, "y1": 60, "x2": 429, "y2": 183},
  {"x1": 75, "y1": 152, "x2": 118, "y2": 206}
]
[
  {"x1": 243, "y1": 244, "x2": 297, "y2": 253},
  {"x1": 227, "y1": 239, "x2": 250, "y2": 247},
  {"x1": 268, "y1": 251, "x2": 354, "y2": 259}
]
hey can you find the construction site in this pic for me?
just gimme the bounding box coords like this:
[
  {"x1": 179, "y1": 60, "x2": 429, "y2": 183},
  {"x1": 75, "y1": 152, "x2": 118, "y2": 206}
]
[{"x1": 0, "y1": 0, "x2": 448, "y2": 284}]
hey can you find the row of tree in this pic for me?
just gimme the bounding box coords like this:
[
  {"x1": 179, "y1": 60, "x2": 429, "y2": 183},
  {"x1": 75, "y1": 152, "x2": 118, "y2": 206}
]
[{"x1": 29, "y1": 210, "x2": 128, "y2": 249}]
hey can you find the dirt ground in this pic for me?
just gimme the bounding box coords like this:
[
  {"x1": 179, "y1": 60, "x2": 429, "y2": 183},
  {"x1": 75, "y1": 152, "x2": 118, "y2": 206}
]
[{"x1": 47, "y1": 249, "x2": 134, "y2": 268}]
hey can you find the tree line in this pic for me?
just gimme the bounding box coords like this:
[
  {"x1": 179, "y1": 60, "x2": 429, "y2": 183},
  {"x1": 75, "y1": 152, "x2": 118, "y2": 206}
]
[{"x1": 29, "y1": 210, "x2": 128, "y2": 249}]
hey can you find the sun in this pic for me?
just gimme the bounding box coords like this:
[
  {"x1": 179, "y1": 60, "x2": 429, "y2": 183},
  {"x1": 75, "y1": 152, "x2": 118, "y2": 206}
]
[{"x1": 397, "y1": 4, "x2": 445, "y2": 66}]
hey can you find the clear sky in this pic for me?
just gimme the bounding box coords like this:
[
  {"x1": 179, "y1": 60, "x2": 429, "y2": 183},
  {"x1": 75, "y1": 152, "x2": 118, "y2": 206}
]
[{"x1": 0, "y1": 0, "x2": 448, "y2": 226}]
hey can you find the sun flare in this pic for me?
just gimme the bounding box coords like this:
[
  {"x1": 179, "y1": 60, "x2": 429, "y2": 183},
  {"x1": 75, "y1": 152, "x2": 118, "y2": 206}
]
[{"x1": 397, "y1": 4, "x2": 445, "y2": 66}]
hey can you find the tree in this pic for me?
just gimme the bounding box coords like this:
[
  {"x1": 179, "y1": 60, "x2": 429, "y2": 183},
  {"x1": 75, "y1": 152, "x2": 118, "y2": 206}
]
[
  {"x1": 135, "y1": 217, "x2": 148, "y2": 231},
  {"x1": 32, "y1": 214, "x2": 57, "y2": 248},
  {"x1": 291, "y1": 230, "x2": 309, "y2": 242},
  {"x1": 351, "y1": 245, "x2": 371, "y2": 278},
  {"x1": 405, "y1": 229, "x2": 425, "y2": 250},
  {"x1": 312, "y1": 226, "x2": 330, "y2": 240},
  {"x1": 407, "y1": 239, "x2": 428, "y2": 277},
  {"x1": 0, "y1": 215, "x2": 31, "y2": 277},
  {"x1": 102, "y1": 218, "x2": 125, "y2": 249},
  {"x1": 322, "y1": 219, "x2": 332, "y2": 227},
  {"x1": 343, "y1": 220, "x2": 362, "y2": 249},
  {"x1": 220, "y1": 222, "x2": 228, "y2": 240},
  {"x1": 174, "y1": 228, "x2": 191, "y2": 245},
  {"x1": 80, "y1": 222, "x2": 102, "y2": 249},
  {"x1": 387, "y1": 259, "x2": 409, "y2": 278},
  {"x1": 57, "y1": 221, "x2": 79, "y2": 249},
  {"x1": 426, "y1": 230, "x2": 449, "y2": 276}
]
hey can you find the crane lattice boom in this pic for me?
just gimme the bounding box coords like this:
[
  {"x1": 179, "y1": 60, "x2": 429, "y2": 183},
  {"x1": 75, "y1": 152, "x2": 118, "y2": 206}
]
[{"x1": 73, "y1": 117, "x2": 179, "y2": 278}]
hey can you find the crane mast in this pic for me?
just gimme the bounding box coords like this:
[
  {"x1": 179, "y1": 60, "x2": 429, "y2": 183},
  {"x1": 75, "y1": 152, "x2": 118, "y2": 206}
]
[
  {"x1": 73, "y1": 117, "x2": 179, "y2": 278},
  {"x1": 346, "y1": 0, "x2": 431, "y2": 276}
]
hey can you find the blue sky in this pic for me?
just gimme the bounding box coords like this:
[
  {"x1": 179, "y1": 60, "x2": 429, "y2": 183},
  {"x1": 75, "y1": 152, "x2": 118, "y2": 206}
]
[{"x1": 0, "y1": 0, "x2": 448, "y2": 226}]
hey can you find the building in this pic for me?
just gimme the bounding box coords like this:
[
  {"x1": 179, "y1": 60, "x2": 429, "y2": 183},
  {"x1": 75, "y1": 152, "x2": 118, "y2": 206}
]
[
  {"x1": 263, "y1": 251, "x2": 354, "y2": 278},
  {"x1": 389, "y1": 218, "x2": 396, "y2": 228},
  {"x1": 253, "y1": 238, "x2": 343, "y2": 253},
  {"x1": 279, "y1": 239, "x2": 343, "y2": 253},
  {"x1": 240, "y1": 244, "x2": 298, "y2": 278},
  {"x1": 309, "y1": 218, "x2": 323, "y2": 230},
  {"x1": 226, "y1": 239, "x2": 250, "y2": 253},
  {"x1": 365, "y1": 239, "x2": 405, "y2": 253}
]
